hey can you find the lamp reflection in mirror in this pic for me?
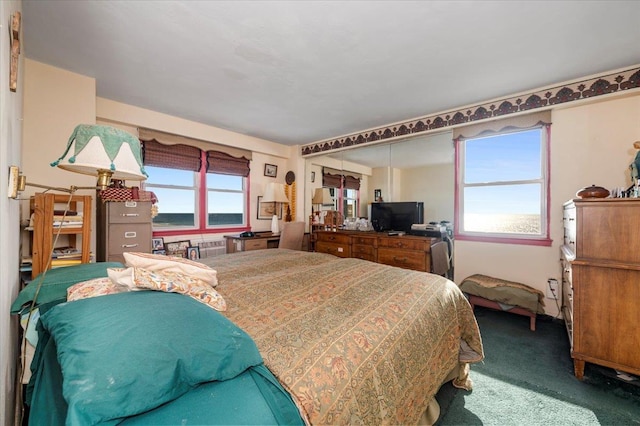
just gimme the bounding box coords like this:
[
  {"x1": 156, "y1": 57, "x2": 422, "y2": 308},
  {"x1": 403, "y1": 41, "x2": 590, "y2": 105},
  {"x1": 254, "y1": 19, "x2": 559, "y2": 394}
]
[
  {"x1": 8, "y1": 124, "x2": 147, "y2": 199},
  {"x1": 262, "y1": 182, "x2": 289, "y2": 234},
  {"x1": 311, "y1": 187, "x2": 333, "y2": 223}
]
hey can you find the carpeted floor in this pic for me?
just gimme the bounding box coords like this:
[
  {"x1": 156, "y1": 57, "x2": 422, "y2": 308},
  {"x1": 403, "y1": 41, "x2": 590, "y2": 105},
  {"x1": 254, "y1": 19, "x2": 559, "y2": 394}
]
[{"x1": 435, "y1": 306, "x2": 640, "y2": 425}]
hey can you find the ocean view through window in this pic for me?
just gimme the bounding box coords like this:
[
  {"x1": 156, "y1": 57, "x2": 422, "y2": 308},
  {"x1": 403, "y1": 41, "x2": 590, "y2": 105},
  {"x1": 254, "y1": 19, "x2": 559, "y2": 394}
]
[
  {"x1": 144, "y1": 166, "x2": 247, "y2": 231},
  {"x1": 455, "y1": 125, "x2": 551, "y2": 245}
]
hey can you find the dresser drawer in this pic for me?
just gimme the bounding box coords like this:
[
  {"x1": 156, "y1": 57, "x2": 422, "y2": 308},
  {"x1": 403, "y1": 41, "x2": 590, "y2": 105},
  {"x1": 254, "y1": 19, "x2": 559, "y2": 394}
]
[
  {"x1": 108, "y1": 223, "x2": 152, "y2": 255},
  {"x1": 244, "y1": 239, "x2": 268, "y2": 250},
  {"x1": 316, "y1": 241, "x2": 351, "y2": 258},
  {"x1": 378, "y1": 237, "x2": 427, "y2": 251},
  {"x1": 352, "y1": 244, "x2": 376, "y2": 261},
  {"x1": 108, "y1": 201, "x2": 152, "y2": 224},
  {"x1": 377, "y1": 248, "x2": 426, "y2": 271},
  {"x1": 351, "y1": 235, "x2": 378, "y2": 247},
  {"x1": 316, "y1": 232, "x2": 350, "y2": 245}
]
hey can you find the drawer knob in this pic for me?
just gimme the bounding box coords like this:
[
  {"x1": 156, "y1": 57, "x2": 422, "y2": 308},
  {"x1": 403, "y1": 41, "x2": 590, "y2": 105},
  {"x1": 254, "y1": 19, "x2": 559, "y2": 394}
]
[
  {"x1": 122, "y1": 243, "x2": 139, "y2": 248},
  {"x1": 121, "y1": 213, "x2": 140, "y2": 217},
  {"x1": 393, "y1": 256, "x2": 407, "y2": 262}
]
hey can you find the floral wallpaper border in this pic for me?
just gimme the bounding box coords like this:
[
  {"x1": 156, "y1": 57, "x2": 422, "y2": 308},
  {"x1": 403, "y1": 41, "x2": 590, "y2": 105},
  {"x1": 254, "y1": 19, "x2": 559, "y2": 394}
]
[{"x1": 301, "y1": 66, "x2": 640, "y2": 157}]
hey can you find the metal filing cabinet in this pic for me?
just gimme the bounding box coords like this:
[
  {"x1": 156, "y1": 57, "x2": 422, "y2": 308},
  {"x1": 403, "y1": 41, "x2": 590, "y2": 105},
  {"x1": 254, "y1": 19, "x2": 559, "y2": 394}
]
[{"x1": 97, "y1": 200, "x2": 152, "y2": 263}]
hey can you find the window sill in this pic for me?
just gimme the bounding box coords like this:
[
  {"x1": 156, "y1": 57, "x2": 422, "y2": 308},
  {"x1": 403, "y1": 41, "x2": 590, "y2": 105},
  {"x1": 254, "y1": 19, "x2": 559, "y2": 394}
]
[{"x1": 454, "y1": 234, "x2": 552, "y2": 247}]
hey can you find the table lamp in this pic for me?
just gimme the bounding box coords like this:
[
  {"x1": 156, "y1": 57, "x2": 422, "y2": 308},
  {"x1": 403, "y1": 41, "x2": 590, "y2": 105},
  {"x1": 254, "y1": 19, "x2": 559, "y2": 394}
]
[
  {"x1": 8, "y1": 124, "x2": 147, "y2": 198},
  {"x1": 262, "y1": 182, "x2": 289, "y2": 234}
]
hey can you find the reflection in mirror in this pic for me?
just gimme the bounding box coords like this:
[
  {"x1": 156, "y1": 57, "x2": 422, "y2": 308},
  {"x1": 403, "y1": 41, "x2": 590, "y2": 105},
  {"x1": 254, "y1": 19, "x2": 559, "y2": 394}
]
[{"x1": 304, "y1": 130, "x2": 454, "y2": 229}]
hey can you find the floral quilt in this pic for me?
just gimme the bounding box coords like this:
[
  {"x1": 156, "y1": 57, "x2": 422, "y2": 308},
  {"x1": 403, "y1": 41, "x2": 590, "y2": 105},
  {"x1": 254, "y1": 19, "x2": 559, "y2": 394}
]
[{"x1": 202, "y1": 249, "x2": 483, "y2": 425}]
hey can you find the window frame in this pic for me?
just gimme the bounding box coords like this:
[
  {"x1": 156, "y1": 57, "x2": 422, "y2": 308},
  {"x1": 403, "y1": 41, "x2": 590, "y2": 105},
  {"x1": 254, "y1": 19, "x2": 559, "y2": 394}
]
[
  {"x1": 454, "y1": 125, "x2": 552, "y2": 246},
  {"x1": 146, "y1": 151, "x2": 251, "y2": 237}
]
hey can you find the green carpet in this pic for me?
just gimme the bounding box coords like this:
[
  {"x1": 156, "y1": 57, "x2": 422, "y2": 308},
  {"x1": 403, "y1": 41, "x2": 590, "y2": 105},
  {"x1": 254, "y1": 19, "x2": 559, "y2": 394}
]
[{"x1": 436, "y1": 307, "x2": 640, "y2": 425}]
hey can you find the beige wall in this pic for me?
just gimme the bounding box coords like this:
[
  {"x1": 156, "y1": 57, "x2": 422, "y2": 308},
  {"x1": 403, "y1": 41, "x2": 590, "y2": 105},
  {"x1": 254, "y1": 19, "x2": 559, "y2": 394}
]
[
  {"x1": 95, "y1": 98, "x2": 299, "y2": 240},
  {"x1": 400, "y1": 163, "x2": 454, "y2": 223},
  {"x1": 21, "y1": 60, "x2": 97, "y2": 257},
  {"x1": 454, "y1": 93, "x2": 640, "y2": 317}
]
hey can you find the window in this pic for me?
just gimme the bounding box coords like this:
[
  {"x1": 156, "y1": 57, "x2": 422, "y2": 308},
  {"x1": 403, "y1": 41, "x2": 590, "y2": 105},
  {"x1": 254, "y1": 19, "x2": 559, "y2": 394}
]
[
  {"x1": 145, "y1": 166, "x2": 198, "y2": 228},
  {"x1": 141, "y1": 138, "x2": 250, "y2": 234},
  {"x1": 343, "y1": 188, "x2": 358, "y2": 219},
  {"x1": 455, "y1": 125, "x2": 551, "y2": 245},
  {"x1": 206, "y1": 173, "x2": 246, "y2": 227},
  {"x1": 322, "y1": 168, "x2": 361, "y2": 220}
]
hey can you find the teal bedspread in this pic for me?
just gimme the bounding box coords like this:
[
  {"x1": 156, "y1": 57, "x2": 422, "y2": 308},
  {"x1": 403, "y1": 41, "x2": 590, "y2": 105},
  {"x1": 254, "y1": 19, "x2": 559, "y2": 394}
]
[{"x1": 27, "y1": 292, "x2": 303, "y2": 425}]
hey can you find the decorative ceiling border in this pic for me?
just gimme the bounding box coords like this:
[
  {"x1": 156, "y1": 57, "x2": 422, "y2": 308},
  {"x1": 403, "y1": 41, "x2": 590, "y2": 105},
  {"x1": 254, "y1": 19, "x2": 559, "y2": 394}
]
[{"x1": 301, "y1": 66, "x2": 640, "y2": 157}]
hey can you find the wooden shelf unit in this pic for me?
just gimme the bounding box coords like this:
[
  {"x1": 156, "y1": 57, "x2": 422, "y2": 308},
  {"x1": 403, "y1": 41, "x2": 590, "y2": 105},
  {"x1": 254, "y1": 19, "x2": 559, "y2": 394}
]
[{"x1": 30, "y1": 193, "x2": 92, "y2": 278}]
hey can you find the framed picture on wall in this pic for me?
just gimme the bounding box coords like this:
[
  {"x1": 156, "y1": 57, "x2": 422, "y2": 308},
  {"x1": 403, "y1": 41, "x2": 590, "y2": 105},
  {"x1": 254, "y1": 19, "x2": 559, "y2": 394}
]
[
  {"x1": 264, "y1": 163, "x2": 278, "y2": 177},
  {"x1": 257, "y1": 196, "x2": 282, "y2": 220}
]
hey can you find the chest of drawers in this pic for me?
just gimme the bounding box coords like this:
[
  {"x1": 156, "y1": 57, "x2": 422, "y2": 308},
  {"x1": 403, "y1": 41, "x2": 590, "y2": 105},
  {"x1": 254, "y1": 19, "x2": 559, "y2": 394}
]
[
  {"x1": 561, "y1": 198, "x2": 640, "y2": 380},
  {"x1": 314, "y1": 230, "x2": 437, "y2": 272},
  {"x1": 97, "y1": 200, "x2": 152, "y2": 263}
]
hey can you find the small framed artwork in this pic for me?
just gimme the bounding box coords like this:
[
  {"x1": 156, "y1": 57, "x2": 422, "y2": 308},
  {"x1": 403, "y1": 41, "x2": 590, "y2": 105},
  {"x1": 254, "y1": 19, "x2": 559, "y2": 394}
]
[
  {"x1": 311, "y1": 171, "x2": 315, "y2": 183},
  {"x1": 186, "y1": 246, "x2": 200, "y2": 261},
  {"x1": 152, "y1": 249, "x2": 167, "y2": 255},
  {"x1": 264, "y1": 163, "x2": 278, "y2": 178},
  {"x1": 257, "y1": 195, "x2": 283, "y2": 220},
  {"x1": 164, "y1": 240, "x2": 191, "y2": 257},
  {"x1": 152, "y1": 237, "x2": 164, "y2": 250}
]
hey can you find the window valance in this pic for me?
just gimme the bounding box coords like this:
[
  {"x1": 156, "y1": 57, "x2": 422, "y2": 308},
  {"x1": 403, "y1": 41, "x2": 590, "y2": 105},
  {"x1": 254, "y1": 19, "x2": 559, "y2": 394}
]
[
  {"x1": 142, "y1": 139, "x2": 201, "y2": 171},
  {"x1": 322, "y1": 167, "x2": 361, "y2": 190},
  {"x1": 206, "y1": 150, "x2": 250, "y2": 177},
  {"x1": 344, "y1": 175, "x2": 361, "y2": 190},
  {"x1": 453, "y1": 110, "x2": 552, "y2": 140},
  {"x1": 139, "y1": 128, "x2": 252, "y2": 160}
]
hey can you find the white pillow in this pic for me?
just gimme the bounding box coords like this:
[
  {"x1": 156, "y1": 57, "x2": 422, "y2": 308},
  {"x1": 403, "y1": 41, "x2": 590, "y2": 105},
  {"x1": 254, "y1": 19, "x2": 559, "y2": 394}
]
[{"x1": 123, "y1": 252, "x2": 218, "y2": 287}]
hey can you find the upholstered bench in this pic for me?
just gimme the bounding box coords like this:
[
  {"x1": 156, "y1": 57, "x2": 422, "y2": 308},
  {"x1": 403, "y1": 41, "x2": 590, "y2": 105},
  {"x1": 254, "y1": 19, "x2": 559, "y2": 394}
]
[{"x1": 459, "y1": 274, "x2": 545, "y2": 331}]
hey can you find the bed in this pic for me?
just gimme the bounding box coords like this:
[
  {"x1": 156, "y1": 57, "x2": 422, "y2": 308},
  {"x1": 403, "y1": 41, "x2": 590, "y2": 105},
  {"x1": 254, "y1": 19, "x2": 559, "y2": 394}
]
[{"x1": 18, "y1": 249, "x2": 483, "y2": 425}]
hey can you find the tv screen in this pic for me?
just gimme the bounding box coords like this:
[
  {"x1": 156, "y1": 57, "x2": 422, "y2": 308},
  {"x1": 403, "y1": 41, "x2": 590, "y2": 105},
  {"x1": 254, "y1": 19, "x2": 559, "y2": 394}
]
[{"x1": 370, "y1": 202, "x2": 424, "y2": 233}]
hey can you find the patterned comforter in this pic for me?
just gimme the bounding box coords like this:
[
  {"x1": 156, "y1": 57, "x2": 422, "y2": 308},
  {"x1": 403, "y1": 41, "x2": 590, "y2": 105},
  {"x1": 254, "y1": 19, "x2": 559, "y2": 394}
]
[{"x1": 201, "y1": 249, "x2": 483, "y2": 425}]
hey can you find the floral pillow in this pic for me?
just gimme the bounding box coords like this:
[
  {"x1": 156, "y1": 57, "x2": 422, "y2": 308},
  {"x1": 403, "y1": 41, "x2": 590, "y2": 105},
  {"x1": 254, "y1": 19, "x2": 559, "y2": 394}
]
[
  {"x1": 67, "y1": 277, "x2": 129, "y2": 302},
  {"x1": 108, "y1": 267, "x2": 226, "y2": 311},
  {"x1": 123, "y1": 252, "x2": 218, "y2": 287}
]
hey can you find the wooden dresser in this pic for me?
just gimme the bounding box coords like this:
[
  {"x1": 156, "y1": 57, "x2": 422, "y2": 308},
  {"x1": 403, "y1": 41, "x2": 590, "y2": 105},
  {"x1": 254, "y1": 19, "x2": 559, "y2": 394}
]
[
  {"x1": 561, "y1": 198, "x2": 640, "y2": 380},
  {"x1": 314, "y1": 230, "x2": 438, "y2": 272},
  {"x1": 97, "y1": 200, "x2": 152, "y2": 263}
]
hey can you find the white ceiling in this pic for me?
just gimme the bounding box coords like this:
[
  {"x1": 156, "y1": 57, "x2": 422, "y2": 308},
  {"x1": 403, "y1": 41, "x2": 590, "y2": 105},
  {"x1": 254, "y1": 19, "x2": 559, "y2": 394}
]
[{"x1": 22, "y1": 1, "x2": 640, "y2": 146}]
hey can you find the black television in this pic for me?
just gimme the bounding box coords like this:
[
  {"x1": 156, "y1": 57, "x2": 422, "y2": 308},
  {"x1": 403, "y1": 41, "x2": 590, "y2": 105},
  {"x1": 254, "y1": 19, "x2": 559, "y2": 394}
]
[{"x1": 370, "y1": 202, "x2": 424, "y2": 233}]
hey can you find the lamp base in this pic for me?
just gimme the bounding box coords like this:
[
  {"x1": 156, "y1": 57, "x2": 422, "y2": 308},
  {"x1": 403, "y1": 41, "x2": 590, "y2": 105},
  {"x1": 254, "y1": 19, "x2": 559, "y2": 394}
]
[{"x1": 270, "y1": 215, "x2": 280, "y2": 235}]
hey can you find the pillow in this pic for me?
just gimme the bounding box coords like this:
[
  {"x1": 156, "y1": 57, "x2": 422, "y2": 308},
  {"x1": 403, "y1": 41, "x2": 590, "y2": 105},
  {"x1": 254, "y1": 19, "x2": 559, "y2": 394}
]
[
  {"x1": 123, "y1": 252, "x2": 218, "y2": 287},
  {"x1": 39, "y1": 291, "x2": 262, "y2": 425},
  {"x1": 11, "y1": 262, "x2": 124, "y2": 314},
  {"x1": 108, "y1": 267, "x2": 227, "y2": 311},
  {"x1": 67, "y1": 277, "x2": 129, "y2": 302}
]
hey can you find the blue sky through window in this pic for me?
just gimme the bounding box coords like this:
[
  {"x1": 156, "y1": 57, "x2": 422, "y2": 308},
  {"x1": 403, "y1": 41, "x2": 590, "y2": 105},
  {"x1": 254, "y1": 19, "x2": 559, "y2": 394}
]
[{"x1": 464, "y1": 129, "x2": 542, "y2": 215}]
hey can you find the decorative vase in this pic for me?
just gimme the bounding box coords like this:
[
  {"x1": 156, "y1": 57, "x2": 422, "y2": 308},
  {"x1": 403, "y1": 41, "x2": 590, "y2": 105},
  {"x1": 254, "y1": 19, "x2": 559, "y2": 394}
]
[{"x1": 270, "y1": 214, "x2": 280, "y2": 234}]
